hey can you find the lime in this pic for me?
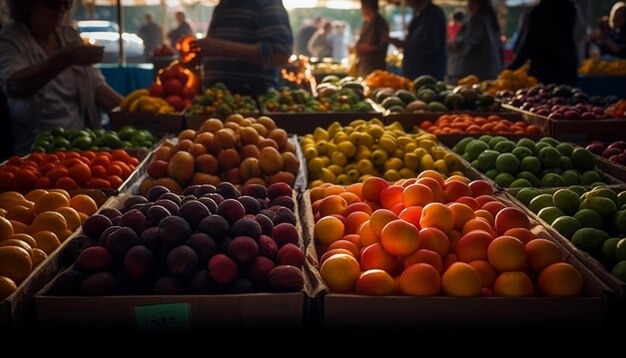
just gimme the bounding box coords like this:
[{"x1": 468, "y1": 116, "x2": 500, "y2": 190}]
[
  {"x1": 494, "y1": 172, "x2": 515, "y2": 187},
  {"x1": 571, "y1": 227, "x2": 609, "y2": 257},
  {"x1": 538, "y1": 206, "x2": 565, "y2": 225},
  {"x1": 495, "y1": 153, "x2": 520, "y2": 174},
  {"x1": 553, "y1": 189, "x2": 580, "y2": 215},
  {"x1": 529, "y1": 194, "x2": 554, "y2": 214},
  {"x1": 516, "y1": 188, "x2": 540, "y2": 206},
  {"x1": 574, "y1": 209, "x2": 604, "y2": 229},
  {"x1": 611, "y1": 260, "x2": 626, "y2": 281},
  {"x1": 600, "y1": 238, "x2": 620, "y2": 269},
  {"x1": 552, "y1": 216, "x2": 582, "y2": 240}
]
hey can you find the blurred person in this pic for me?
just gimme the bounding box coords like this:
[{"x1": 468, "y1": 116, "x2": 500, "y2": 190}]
[
  {"x1": 294, "y1": 16, "x2": 321, "y2": 57},
  {"x1": 191, "y1": 0, "x2": 292, "y2": 97},
  {"x1": 388, "y1": 0, "x2": 446, "y2": 80},
  {"x1": 138, "y1": 12, "x2": 163, "y2": 60},
  {"x1": 331, "y1": 21, "x2": 348, "y2": 60},
  {"x1": 596, "y1": 2, "x2": 626, "y2": 58},
  {"x1": 168, "y1": 9, "x2": 194, "y2": 48},
  {"x1": 0, "y1": 0, "x2": 122, "y2": 155},
  {"x1": 447, "y1": 0, "x2": 502, "y2": 83},
  {"x1": 589, "y1": 16, "x2": 611, "y2": 57},
  {"x1": 447, "y1": 9, "x2": 464, "y2": 43},
  {"x1": 308, "y1": 20, "x2": 333, "y2": 59},
  {"x1": 508, "y1": 0, "x2": 578, "y2": 85},
  {"x1": 351, "y1": 0, "x2": 389, "y2": 76}
]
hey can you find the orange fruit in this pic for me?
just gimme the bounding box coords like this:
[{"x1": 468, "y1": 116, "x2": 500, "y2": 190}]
[
  {"x1": 314, "y1": 216, "x2": 345, "y2": 245},
  {"x1": 0, "y1": 239, "x2": 34, "y2": 259},
  {"x1": 493, "y1": 271, "x2": 534, "y2": 297},
  {"x1": 32, "y1": 231, "x2": 61, "y2": 255},
  {"x1": 9, "y1": 220, "x2": 29, "y2": 234},
  {"x1": 48, "y1": 189, "x2": 70, "y2": 200},
  {"x1": 34, "y1": 192, "x2": 70, "y2": 215},
  {"x1": 398, "y1": 263, "x2": 441, "y2": 296},
  {"x1": 441, "y1": 262, "x2": 482, "y2": 297},
  {"x1": 538, "y1": 262, "x2": 583, "y2": 296},
  {"x1": 5, "y1": 205, "x2": 36, "y2": 225},
  {"x1": 56, "y1": 207, "x2": 82, "y2": 231},
  {"x1": 0, "y1": 216, "x2": 14, "y2": 241},
  {"x1": 24, "y1": 189, "x2": 48, "y2": 202},
  {"x1": 5, "y1": 233, "x2": 37, "y2": 249},
  {"x1": 0, "y1": 246, "x2": 32, "y2": 284},
  {"x1": 487, "y1": 236, "x2": 527, "y2": 272},
  {"x1": 31, "y1": 248, "x2": 47, "y2": 267},
  {"x1": 0, "y1": 274, "x2": 17, "y2": 300},
  {"x1": 355, "y1": 269, "x2": 397, "y2": 296},
  {"x1": 30, "y1": 212, "x2": 67, "y2": 238},
  {"x1": 320, "y1": 253, "x2": 360, "y2": 293},
  {"x1": 69, "y1": 194, "x2": 98, "y2": 216}
]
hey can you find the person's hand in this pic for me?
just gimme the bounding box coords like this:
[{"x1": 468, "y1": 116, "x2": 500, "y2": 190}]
[
  {"x1": 59, "y1": 42, "x2": 105, "y2": 66},
  {"x1": 190, "y1": 37, "x2": 219, "y2": 57}
]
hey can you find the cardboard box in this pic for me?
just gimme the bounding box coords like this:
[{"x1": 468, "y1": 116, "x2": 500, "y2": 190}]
[
  {"x1": 110, "y1": 108, "x2": 184, "y2": 136},
  {"x1": 300, "y1": 191, "x2": 612, "y2": 329},
  {"x1": 0, "y1": 190, "x2": 111, "y2": 328},
  {"x1": 594, "y1": 155, "x2": 626, "y2": 183},
  {"x1": 36, "y1": 192, "x2": 314, "y2": 329}
]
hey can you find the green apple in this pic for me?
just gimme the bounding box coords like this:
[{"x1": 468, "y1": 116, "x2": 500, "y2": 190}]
[{"x1": 552, "y1": 216, "x2": 583, "y2": 240}]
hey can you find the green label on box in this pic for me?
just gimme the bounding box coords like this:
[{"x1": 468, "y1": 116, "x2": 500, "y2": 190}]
[{"x1": 134, "y1": 303, "x2": 191, "y2": 331}]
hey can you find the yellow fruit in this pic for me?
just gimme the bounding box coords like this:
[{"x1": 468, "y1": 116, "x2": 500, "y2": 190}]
[
  {"x1": 30, "y1": 212, "x2": 67, "y2": 238},
  {"x1": 315, "y1": 140, "x2": 329, "y2": 155},
  {"x1": 356, "y1": 159, "x2": 374, "y2": 175},
  {"x1": 24, "y1": 189, "x2": 48, "y2": 202},
  {"x1": 307, "y1": 157, "x2": 325, "y2": 175},
  {"x1": 31, "y1": 248, "x2": 47, "y2": 267},
  {"x1": 444, "y1": 153, "x2": 462, "y2": 172},
  {"x1": 32, "y1": 231, "x2": 61, "y2": 255},
  {"x1": 333, "y1": 131, "x2": 349, "y2": 143},
  {"x1": 366, "y1": 125, "x2": 384, "y2": 140},
  {"x1": 0, "y1": 216, "x2": 14, "y2": 241},
  {"x1": 309, "y1": 180, "x2": 325, "y2": 188},
  {"x1": 399, "y1": 168, "x2": 416, "y2": 179},
  {"x1": 337, "y1": 141, "x2": 356, "y2": 157},
  {"x1": 384, "y1": 157, "x2": 404, "y2": 171},
  {"x1": 434, "y1": 159, "x2": 449, "y2": 175},
  {"x1": 327, "y1": 164, "x2": 344, "y2": 176},
  {"x1": 34, "y1": 192, "x2": 70, "y2": 215},
  {"x1": 337, "y1": 174, "x2": 351, "y2": 186},
  {"x1": 379, "y1": 136, "x2": 397, "y2": 154},
  {"x1": 355, "y1": 146, "x2": 372, "y2": 161},
  {"x1": 0, "y1": 275, "x2": 17, "y2": 300},
  {"x1": 319, "y1": 168, "x2": 337, "y2": 184},
  {"x1": 431, "y1": 146, "x2": 447, "y2": 160},
  {"x1": 420, "y1": 154, "x2": 435, "y2": 170},
  {"x1": 370, "y1": 149, "x2": 389, "y2": 166},
  {"x1": 0, "y1": 246, "x2": 32, "y2": 284},
  {"x1": 403, "y1": 152, "x2": 420, "y2": 171},
  {"x1": 418, "y1": 139, "x2": 436, "y2": 152},
  {"x1": 331, "y1": 151, "x2": 348, "y2": 166},
  {"x1": 384, "y1": 169, "x2": 401, "y2": 182},
  {"x1": 69, "y1": 194, "x2": 98, "y2": 216},
  {"x1": 303, "y1": 146, "x2": 319, "y2": 161},
  {"x1": 313, "y1": 127, "x2": 329, "y2": 142},
  {"x1": 56, "y1": 207, "x2": 82, "y2": 231}
]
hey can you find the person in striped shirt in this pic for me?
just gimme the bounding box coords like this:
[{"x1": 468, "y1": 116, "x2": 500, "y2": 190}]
[{"x1": 191, "y1": 0, "x2": 293, "y2": 97}]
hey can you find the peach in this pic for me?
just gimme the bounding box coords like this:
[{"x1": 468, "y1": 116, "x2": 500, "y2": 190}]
[
  {"x1": 358, "y1": 220, "x2": 378, "y2": 247},
  {"x1": 369, "y1": 209, "x2": 398, "y2": 238},
  {"x1": 443, "y1": 180, "x2": 472, "y2": 203},
  {"x1": 538, "y1": 262, "x2": 582, "y2": 296},
  {"x1": 239, "y1": 157, "x2": 262, "y2": 179},
  {"x1": 456, "y1": 229, "x2": 494, "y2": 262},
  {"x1": 481, "y1": 201, "x2": 507, "y2": 219},
  {"x1": 380, "y1": 185, "x2": 404, "y2": 210},
  {"x1": 448, "y1": 229, "x2": 462, "y2": 252},
  {"x1": 445, "y1": 175, "x2": 470, "y2": 184},
  {"x1": 153, "y1": 145, "x2": 172, "y2": 161},
  {"x1": 399, "y1": 178, "x2": 417, "y2": 187},
  {"x1": 468, "y1": 180, "x2": 494, "y2": 197},
  {"x1": 328, "y1": 239, "x2": 360, "y2": 259},
  {"x1": 256, "y1": 115, "x2": 276, "y2": 131},
  {"x1": 267, "y1": 171, "x2": 295, "y2": 187},
  {"x1": 468, "y1": 260, "x2": 497, "y2": 288},
  {"x1": 474, "y1": 209, "x2": 495, "y2": 226},
  {"x1": 259, "y1": 146, "x2": 283, "y2": 175},
  {"x1": 224, "y1": 167, "x2": 242, "y2": 185},
  {"x1": 403, "y1": 249, "x2": 443, "y2": 273},
  {"x1": 398, "y1": 263, "x2": 441, "y2": 296},
  {"x1": 420, "y1": 202, "x2": 454, "y2": 233},
  {"x1": 456, "y1": 196, "x2": 480, "y2": 210},
  {"x1": 346, "y1": 183, "x2": 364, "y2": 200},
  {"x1": 448, "y1": 202, "x2": 476, "y2": 231},
  {"x1": 399, "y1": 206, "x2": 422, "y2": 228},
  {"x1": 494, "y1": 207, "x2": 531, "y2": 235},
  {"x1": 360, "y1": 242, "x2": 397, "y2": 274},
  {"x1": 344, "y1": 202, "x2": 373, "y2": 217},
  {"x1": 167, "y1": 151, "x2": 195, "y2": 184},
  {"x1": 199, "y1": 118, "x2": 224, "y2": 133},
  {"x1": 487, "y1": 236, "x2": 527, "y2": 272},
  {"x1": 365, "y1": 201, "x2": 381, "y2": 211},
  {"x1": 320, "y1": 253, "x2": 360, "y2": 293},
  {"x1": 323, "y1": 185, "x2": 346, "y2": 197},
  {"x1": 361, "y1": 177, "x2": 388, "y2": 204},
  {"x1": 173, "y1": 138, "x2": 194, "y2": 153},
  {"x1": 417, "y1": 170, "x2": 445, "y2": 187},
  {"x1": 195, "y1": 154, "x2": 219, "y2": 174},
  {"x1": 191, "y1": 173, "x2": 221, "y2": 186},
  {"x1": 217, "y1": 148, "x2": 241, "y2": 170},
  {"x1": 402, "y1": 184, "x2": 434, "y2": 208},
  {"x1": 355, "y1": 269, "x2": 397, "y2": 296},
  {"x1": 194, "y1": 132, "x2": 216, "y2": 152},
  {"x1": 390, "y1": 203, "x2": 405, "y2": 216},
  {"x1": 461, "y1": 218, "x2": 496, "y2": 237},
  {"x1": 268, "y1": 128, "x2": 288, "y2": 150},
  {"x1": 475, "y1": 195, "x2": 497, "y2": 207},
  {"x1": 239, "y1": 126, "x2": 260, "y2": 146},
  {"x1": 214, "y1": 128, "x2": 236, "y2": 149},
  {"x1": 318, "y1": 195, "x2": 348, "y2": 217},
  {"x1": 415, "y1": 177, "x2": 443, "y2": 202},
  {"x1": 189, "y1": 143, "x2": 207, "y2": 157},
  {"x1": 441, "y1": 262, "x2": 482, "y2": 297},
  {"x1": 493, "y1": 271, "x2": 534, "y2": 297},
  {"x1": 526, "y1": 239, "x2": 563, "y2": 273},
  {"x1": 320, "y1": 248, "x2": 355, "y2": 265},
  {"x1": 314, "y1": 216, "x2": 345, "y2": 245},
  {"x1": 339, "y1": 192, "x2": 362, "y2": 205},
  {"x1": 239, "y1": 144, "x2": 261, "y2": 160},
  {"x1": 147, "y1": 160, "x2": 168, "y2": 179},
  {"x1": 503, "y1": 227, "x2": 535, "y2": 245},
  {"x1": 344, "y1": 211, "x2": 370, "y2": 235},
  {"x1": 418, "y1": 227, "x2": 450, "y2": 257},
  {"x1": 341, "y1": 234, "x2": 363, "y2": 250},
  {"x1": 258, "y1": 137, "x2": 279, "y2": 149},
  {"x1": 380, "y1": 219, "x2": 420, "y2": 256}
]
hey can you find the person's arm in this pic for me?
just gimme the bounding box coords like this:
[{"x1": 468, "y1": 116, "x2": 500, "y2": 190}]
[
  {"x1": 95, "y1": 84, "x2": 123, "y2": 112},
  {"x1": 3, "y1": 42, "x2": 104, "y2": 98},
  {"x1": 356, "y1": 18, "x2": 388, "y2": 54}
]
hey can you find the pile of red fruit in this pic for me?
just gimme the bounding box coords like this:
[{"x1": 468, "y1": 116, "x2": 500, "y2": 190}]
[
  {"x1": 586, "y1": 140, "x2": 626, "y2": 165},
  {"x1": 147, "y1": 64, "x2": 198, "y2": 112}
]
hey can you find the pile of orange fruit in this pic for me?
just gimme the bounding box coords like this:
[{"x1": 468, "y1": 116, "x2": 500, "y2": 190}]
[
  {"x1": 364, "y1": 70, "x2": 412, "y2": 91},
  {"x1": 0, "y1": 150, "x2": 139, "y2": 191},
  {"x1": 0, "y1": 189, "x2": 99, "y2": 299},
  {"x1": 418, "y1": 114, "x2": 542, "y2": 135}
]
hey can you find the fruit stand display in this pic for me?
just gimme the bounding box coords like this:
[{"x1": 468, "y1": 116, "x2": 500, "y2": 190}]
[
  {"x1": 585, "y1": 140, "x2": 626, "y2": 183},
  {"x1": 0, "y1": 189, "x2": 108, "y2": 327},
  {"x1": 301, "y1": 175, "x2": 611, "y2": 328},
  {"x1": 451, "y1": 136, "x2": 623, "y2": 189},
  {"x1": 36, "y1": 182, "x2": 313, "y2": 329},
  {"x1": 184, "y1": 83, "x2": 260, "y2": 130},
  {"x1": 299, "y1": 119, "x2": 479, "y2": 188},
  {"x1": 499, "y1": 84, "x2": 625, "y2": 142},
  {"x1": 508, "y1": 186, "x2": 626, "y2": 295},
  {"x1": 31, "y1": 126, "x2": 158, "y2": 153}
]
